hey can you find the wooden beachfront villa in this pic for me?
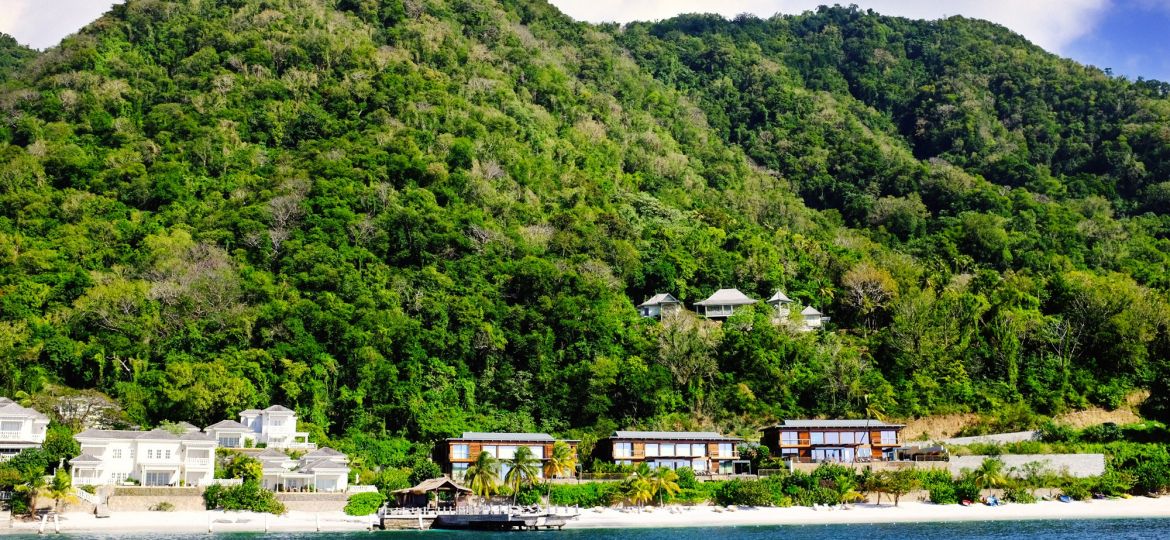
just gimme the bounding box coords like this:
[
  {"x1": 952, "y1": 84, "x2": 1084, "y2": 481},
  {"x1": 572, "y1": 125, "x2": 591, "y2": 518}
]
[
  {"x1": 760, "y1": 419, "x2": 905, "y2": 463},
  {"x1": 600, "y1": 431, "x2": 746, "y2": 474},
  {"x1": 436, "y1": 432, "x2": 579, "y2": 481}
]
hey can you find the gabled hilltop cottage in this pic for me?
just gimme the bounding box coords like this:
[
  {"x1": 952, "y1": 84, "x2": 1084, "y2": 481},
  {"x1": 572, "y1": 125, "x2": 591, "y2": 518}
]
[
  {"x1": 70, "y1": 428, "x2": 217, "y2": 486},
  {"x1": 637, "y1": 293, "x2": 683, "y2": 319},
  {"x1": 693, "y1": 288, "x2": 757, "y2": 319},
  {"x1": 207, "y1": 405, "x2": 315, "y2": 450}
]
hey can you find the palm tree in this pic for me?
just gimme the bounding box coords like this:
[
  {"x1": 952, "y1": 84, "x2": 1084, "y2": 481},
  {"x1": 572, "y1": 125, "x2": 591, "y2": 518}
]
[
  {"x1": 47, "y1": 470, "x2": 77, "y2": 513},
  {"x1": 972, "y1": 457, "x2": 1008, "y2": 499},
  {"x1": 650, "y1": 467, "x2": 681, "y2": 506},
  {"x1": 543, "y1": 441, "x2": 577, "y2": 506},
  {"x1": 832, "y1": 473, "x2": 862, "y2": 507},
  {"x1": 16, "y1": 474, "x2": 47, "y2": 517},
  {"x1": 465, "y1": 451, "x2": 501, "y2": 499},
  {"x1": 503, "y1": 446, "x2": 541, "y2": 505},
  {"x1": 624, "y1": 466, "x2": 655, "y2": 510}
]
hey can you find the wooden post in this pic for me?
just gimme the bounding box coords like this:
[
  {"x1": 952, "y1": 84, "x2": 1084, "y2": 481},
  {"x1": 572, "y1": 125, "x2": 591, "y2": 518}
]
[
  {"x1": 38, "y1": 514, "x2": 47, "y2": 534},
  {"x1": 54, "y1": 514, "x2": 60, "y2": 534}
]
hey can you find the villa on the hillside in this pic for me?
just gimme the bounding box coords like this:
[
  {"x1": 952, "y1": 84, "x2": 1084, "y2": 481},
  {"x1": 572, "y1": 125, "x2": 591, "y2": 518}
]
[
  {"x1": 207, "y1": 405, "x2": 314, "y2": 450},
  {"x1": 767, "y1": 291, "x2": 794, "y2": 318},
  {"x1": 637, "y1": 293, "x2": 683, "y2": 319},
  {"x1": 760, "y1": 419, "x2": 904, "y2": 463},
  {"x1": 0, "y1": 397, "x2": 49, "y2": 461},
  {"x1": 693, "y1": 289, "x2": 757, "y2": 319},
  {"x1": 70, "y1": 427, "x2": 217, "y2": 486},
  {"x1": 256, "y1": 446, "x2": 350, "y2": 492},
  {"x1": 437, "y1": 432, "x2": 579, "y2": 481},
  {"x1": 800, "y1": 307, "x2": 830, "y2": 331},
  {"x1": 599, "y1": 431, "x2": 744, "y2": 474}
]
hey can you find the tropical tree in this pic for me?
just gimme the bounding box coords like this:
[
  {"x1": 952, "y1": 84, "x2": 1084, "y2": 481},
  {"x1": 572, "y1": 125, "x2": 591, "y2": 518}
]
[
  {"x1": 832, "y1": 473, "x2": 862, "y2": 506},
  {"x1": 971, "y1": 457, "x2": 1008, "y2": 497},
  {"x1": 16, "y1": 473, "x2": 47, "y2": 517},
  {"x1": 651, "y1": 467, "x2": 681, "y2": 506},
  {"x1": 48, "y1": 469, "x2": 77, "y2": 513},
  {"x1": 543, "y1": 441, "x2": 578, "y2": 505},
  {"x1": 504, "y1": 446, "x2": 540, "y2": 505},
  {"x1": 624, "y1": 465, "x2": 655, "y2": 509},
  {"x1": 465, "y1": 451, "x2": 500, "y2": 499},
  {"x1": 882, "y1": 468, "x2": 919, "y2": 507}
]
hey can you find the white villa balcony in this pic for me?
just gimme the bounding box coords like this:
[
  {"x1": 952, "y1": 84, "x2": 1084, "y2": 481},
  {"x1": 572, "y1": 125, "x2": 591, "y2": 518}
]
[
  {"x1": 0, "y1": 431, "x2": 25, "y2": 440},
  {"x1": 187, "y1": 458, "x2": 212, "y2": 468}
]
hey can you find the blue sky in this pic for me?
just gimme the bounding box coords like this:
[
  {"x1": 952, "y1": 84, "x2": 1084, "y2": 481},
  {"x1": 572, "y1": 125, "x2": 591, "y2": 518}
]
[{"x1": 1, "y1": 1, "x2": 1169, "y2": 81}]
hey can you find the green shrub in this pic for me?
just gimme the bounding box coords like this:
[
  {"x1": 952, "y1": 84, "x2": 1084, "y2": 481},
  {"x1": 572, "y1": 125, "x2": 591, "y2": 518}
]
[
  {"x1": 1133, "y1": 459, "x2": 1170, "y2": 494},
  {"x1": 928, "y1": 481, "x2": 958, "y2": 504},
  {"x1": 1093, "y1": 470, "x2": 1135, "y2": 496},
  {"x1": 344, "y1": 492, "x2": 386, "y2": 516},
  {"x1": 676, "y1": 467, "x2": 698, "y2": 490},
  {"x1": 1003, "y1": 486, "x2": 1036, "y2": 503},
  {"x1": 953, "y1": 479, "x2": 980, "y2": 502},
  {"x1": 714, "y1": 479, "x2": 773, "y2": 507},
  {"x1": 150, "y1": 501, "x2": 175, "y2": 511},
  {"x1": 79, "y1": 485, "x2": 97, "y2": 495},
  {"x1": 549, "y1": 482, "x2": 621, "y2": 507},
  {"x1": 203, "y1": 481, "x2": 286, "y2": 514},
  {"x1": 1062, "y1": 481, "x2": 1091, "y2": 501},
  {"x1": 514, "y1": 485, "x2": 541, "y2": 505}
]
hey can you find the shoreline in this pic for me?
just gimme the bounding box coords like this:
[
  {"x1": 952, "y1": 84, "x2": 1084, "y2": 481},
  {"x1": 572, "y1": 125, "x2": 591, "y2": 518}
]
[
  {"x1": 566, "y1": 497, "x2": 1170, "y2": 529},
  {"x1": 2, "y1": 498, "x2": 1169, "y2": 534}
]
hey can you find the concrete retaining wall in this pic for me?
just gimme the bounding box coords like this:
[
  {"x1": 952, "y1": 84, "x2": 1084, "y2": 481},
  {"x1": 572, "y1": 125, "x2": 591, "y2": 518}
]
[
  {"x1": 275, "y1": 492, "x2": 348, "y2": 512},
  {"x1": 950, "y1": 454, "x2": 1105, "y2": 478},
  {"x1": 105, "y1": 495, "x2": 206, "y2": 512}
]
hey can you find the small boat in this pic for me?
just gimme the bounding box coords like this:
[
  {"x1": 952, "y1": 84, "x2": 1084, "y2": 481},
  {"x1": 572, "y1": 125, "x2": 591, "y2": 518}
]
[{"x1": 1058, "y1": 495, "x2": 1072, "y2": 503}]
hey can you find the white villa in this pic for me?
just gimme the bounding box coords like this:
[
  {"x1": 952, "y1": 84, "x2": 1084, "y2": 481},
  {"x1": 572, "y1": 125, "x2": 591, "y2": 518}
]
[
  {"x1": 0, "y1": 397, "x2": 50, "y2": 461},
  {"x1": 693, "y1": 288, "x2": 757, "y2": 319},
  {"x1": 800, "y1": 306, "x2": 830, "y2": 330},
  {"x1": 70, "y1": 428, "x2": 217, "y2": 486},
  {"x1": 207, "y1": 405, "x2": 314, "y2": 450},
  {"x1": 637, "y1": 293, "x2": 683, "y2": 318},
  {"x1": 256, "y1": 447, "x2": 350, "y2": 492}
]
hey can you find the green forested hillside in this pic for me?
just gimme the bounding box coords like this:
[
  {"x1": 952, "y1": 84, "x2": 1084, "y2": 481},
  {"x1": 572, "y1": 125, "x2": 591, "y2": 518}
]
[
  {"x1": 1, "y1": 0, "x2": 1168, "y2": 472},
  {"x1": 0, "y1": 33, "x2": 36, "y2": 83}
]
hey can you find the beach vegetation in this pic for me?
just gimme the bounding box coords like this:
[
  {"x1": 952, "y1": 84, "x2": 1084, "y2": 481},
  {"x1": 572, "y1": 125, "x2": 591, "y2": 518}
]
[
  {"x1": 465, "y1": 451, "x2": 501, "y2": 499},
  {"x1": 714, "y1": 478, "x2": 773, "y2": 507},
  {"x1": 150, "y1": 501, "x2": 176, "y2": 511},
  {"x1": 407, "y1": 458, "x2": 442, "y2": 486},
  {"x1": 504, "y1": 446, "x2": 542, "y2": 505},
  {"x1": 203, "y1": 481, "x2": 286, "y2": 514},
  {"x1": 882, "y1": 469, "x2": 921, "y2": 507},
  {"x1": 344, "y1": 492, "x2": 386, "y2": 516}
]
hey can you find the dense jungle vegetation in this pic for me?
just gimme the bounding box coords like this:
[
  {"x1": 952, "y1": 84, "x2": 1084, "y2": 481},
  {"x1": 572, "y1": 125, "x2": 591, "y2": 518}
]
[{"x1": 1, "y1": 0, "x2": 1169, "y2": 482}]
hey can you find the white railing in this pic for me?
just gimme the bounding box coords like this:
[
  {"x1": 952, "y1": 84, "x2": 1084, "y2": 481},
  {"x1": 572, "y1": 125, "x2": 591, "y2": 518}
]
[
  {"x1": 187, "y1": 458, "x2": 211, "y2": 467},
  {"x1": 211, "y1": 478, "x2": 243, "y2": 486},
  {"x1": 74, "y1": 489, "x2": 103, "y2": 506},
  {"x1": 0, "y1": 431, "x2": 24, "y2": 440},
  {"x1": 0, "y1": 491, "x2": 12, "y2": 500},
  {"x1": 346, "y1": 485, "x2": 378, "y2": 494}
]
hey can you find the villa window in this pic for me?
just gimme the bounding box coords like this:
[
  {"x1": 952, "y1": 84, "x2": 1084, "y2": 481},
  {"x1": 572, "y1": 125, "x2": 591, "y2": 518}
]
[
  {"x1": 661, "y1": 443, "x2": 675, "y2": 457},
  {"x1": 112, "y1": 449, "x2": 122, "y2": 459},
  {"x1": 452, "y1": 444, "x2": 469, "y2": 459},
  {"x1": 825, "y1": 432, "x2": 840, "y2": 444},
  {"x1": 781, "y1": 431, "x2": 799, "y2": 445},
  {"x1": 481, "y1": 445, "x2": 497, "y2": 457},
  {"x1": 881, "y1": 431, "x2": 897, "y2": 445},
  {"x1": 718, "y1": 443, "x2": 733, "y2": 457},
  {"x1": 0, "y1": 421, "x2": 20, "y2": 434},
  {"x1": 452, "y1": 463, "x2": 469, "y2": 480},
  {"x1": 857, "y1": 432, "x2": 869, "y2": 444},
  {"x1": 691, "y1": 444, "x2": 706, "y2": 457},
  {"x1": 497, "y1": 445, "x2": 517, "y2": 459},
  {"x1": 645, "y1": 443, "x2": 659, "y2": 457},
  {"x1": 810, "y1": 432, "x2": 824, "y2": 445},
  {"x1": 165, "y1": 450, "x2": 172, "y2": 460},
  {"x1": 840, "y1": 432, "x2": 854, "y2": 444},
  {"x1": 613, "y1": 443, "x2": 632, "y2": 458},
  {"x1": 528, "y1": 445, "x2": 545, "y2": 459}
]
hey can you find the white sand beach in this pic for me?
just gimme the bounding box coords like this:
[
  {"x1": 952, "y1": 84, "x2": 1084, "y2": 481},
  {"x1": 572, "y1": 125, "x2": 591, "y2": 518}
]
[
  {"x1": 4, "y1": 498, "x2": 1169, "y2": 534},
  {"x1": 3, "y1": 510, "x2": 376, "y2": 535},
  {"x1": 566, "y1": 497, "x2": 1170, "y2": 529}
]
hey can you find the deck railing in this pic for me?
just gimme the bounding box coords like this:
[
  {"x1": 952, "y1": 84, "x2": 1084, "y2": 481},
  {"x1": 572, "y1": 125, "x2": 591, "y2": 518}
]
[{"x1": 379, "y1": 504, "x2": 580, "y2": 518}]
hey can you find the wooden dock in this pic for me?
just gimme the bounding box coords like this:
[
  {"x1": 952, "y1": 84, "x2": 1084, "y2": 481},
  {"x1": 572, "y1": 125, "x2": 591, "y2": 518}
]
[{"x1": 378, "y1": 504, "x2": 580, "y2": 531}]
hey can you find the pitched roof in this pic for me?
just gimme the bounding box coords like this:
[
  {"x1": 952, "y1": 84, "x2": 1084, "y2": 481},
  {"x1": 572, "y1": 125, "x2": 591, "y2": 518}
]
[
  {"x1": 694, "y1": 288, "x2": 756, "y2": 306},
  {"x1": 767, "y1": 291, "x2": 793, "y2": 304},
  {"x1": 765, "y1": 419, "x2": 904, "y2": 430},
  {"x1": 76, "y1": 428, "x2": 188, "y2": 441},
  {"x1": 393, "y1": 477, "x2": 471, "y2": 495},
  {"x1": 137, "y1": 428, "x2": 180, "y2": 440},
  {"x1": 264, "y1": 405, "x2": 294, "y2": 413},
  {"x1": 0, "y1": 400, "x2": 49, "y2": 421},
  {"x1": 207, "y1": 420, "x2": 250, "y2": 430},
  {"x1": 638, "y1": 293, "x2": 681, "y2": 307},
  {"x1": 301, "y1": 447, "x2": 344, "y2": 459},
  {"x1": 179, "y1": 431, "x2": 215, "y2": 442},
  {"x1": 452, "y1": 432, "x2": 555, "y2": 442},
  {"x1": 239, "y1": 409, "x2": 262, "y2": 416},
  {"x1": 176, "y1": 421, "x2": 200, "y2": 431},
  {"x1": 611, "y1": 431, "x2": 742, "y2": 441},
  {"x1": 299, "y1": 458, "x2": 349, "y2": 472},
  {"x1": 69, "y1": 453, "x2": 103, "y2": 464},
  {"x1": 800, "y1": 306, "x2": 823, "y2": 316},
  {"x1": 256, "y1": 448, "x2": 290, "y2": 459}
]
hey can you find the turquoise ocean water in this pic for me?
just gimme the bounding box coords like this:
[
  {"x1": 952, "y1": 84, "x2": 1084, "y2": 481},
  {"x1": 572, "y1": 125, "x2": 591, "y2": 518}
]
[{"x1": 3, "y1": 519, "x2": 1170, "y2": 539}]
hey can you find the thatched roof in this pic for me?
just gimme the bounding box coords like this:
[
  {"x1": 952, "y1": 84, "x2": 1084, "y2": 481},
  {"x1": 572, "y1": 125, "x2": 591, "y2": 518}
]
[{"x1": 393, "y1": 477, "x2": 471, "y2": 495}]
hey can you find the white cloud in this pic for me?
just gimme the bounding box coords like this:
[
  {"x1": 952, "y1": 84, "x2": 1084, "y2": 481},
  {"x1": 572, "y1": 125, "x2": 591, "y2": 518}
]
[
  {"x1": 549, "y1": 0, "x2": 1111, "y2": 53},
  {"x1": 0, "y1": 0, "x2": 123, "y2": 50}
]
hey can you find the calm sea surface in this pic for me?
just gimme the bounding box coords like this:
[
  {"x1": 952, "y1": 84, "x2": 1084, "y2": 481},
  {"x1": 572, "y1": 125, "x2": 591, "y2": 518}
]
[{"x1": 4, "y1": 519, "x2": 1170, "y2": 540}]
